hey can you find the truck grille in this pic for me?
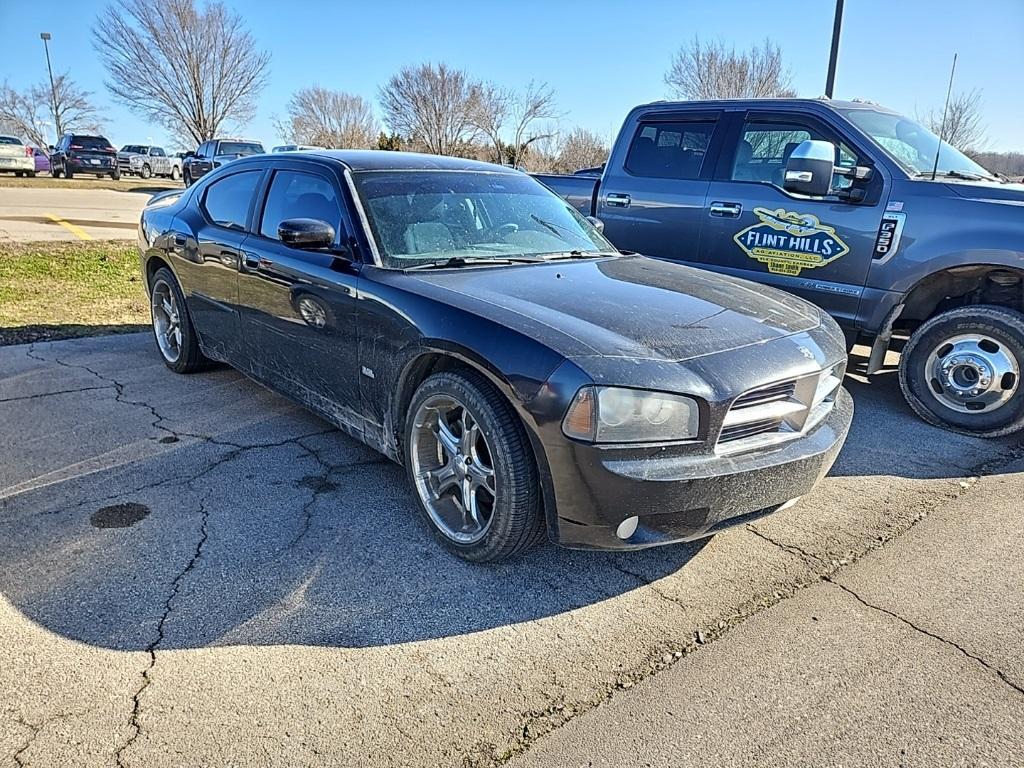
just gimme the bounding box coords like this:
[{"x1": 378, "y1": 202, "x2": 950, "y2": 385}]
[{"x1": 716, "y1": 366, "x2": 844, "y2": 455}]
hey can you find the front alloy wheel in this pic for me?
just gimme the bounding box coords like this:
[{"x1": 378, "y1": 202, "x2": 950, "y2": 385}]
[
  {"x1": 900, "y1": 305, "x2": 1024, "y2": 437},
  {"x1": 405, "y1": 370, "x2": 544, "y2": 562}
]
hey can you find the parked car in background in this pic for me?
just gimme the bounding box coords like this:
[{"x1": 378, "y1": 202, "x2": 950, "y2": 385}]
[
  {"x1": 49, "y1": 133, "x2": 119, "y2": 179},
  {"x1": 117, "y1": 144, "x2": 182, "y2": 180},
  {"x1": 0, "y1": 135, "x2": 36, "y2": 177},
  {"x1": 272, "y1": 144, "x2": 326, "y2": 152},
  {"x1": 138, "y1": 150, "x2": 852, "y2": 562},
  {"x1": 182, "y1": 138, "x2": 264, "y2": 186},
  {"x1": 537, "y1": 98, "x2": 1024, "y2": 438},
  {"x1": 33, "y1": 147, "x2": 50, "y2": 174}
]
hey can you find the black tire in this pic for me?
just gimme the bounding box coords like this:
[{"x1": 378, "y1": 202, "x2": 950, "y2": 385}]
[
  {"x1": 405, "y1": 369, "x2": 545, "y2": 562},
  {"x1": 27, "y1": 171, "x2": 36, "y2": 178},
  {"x1": 183, "y1": 169, "x2": 192, "y2": 187},
  {"x1": 149, "y1": 266, "x2": 213, "y2": 374},
  {"x1": 50, "y1": 168, "x2": 60, "y2": 178},
  {"x1": 899, "y1": 305, "x2": 1024, "y2": 438},
  {"x1": 65, "y1": 167, "x2": 73, "y2": 179},
  {"x1": 14, "y1": 171, "x2": 23, "y2": 178},
  {"x1": 111, "y1": 169, "x2": 121, "y2": 181}
]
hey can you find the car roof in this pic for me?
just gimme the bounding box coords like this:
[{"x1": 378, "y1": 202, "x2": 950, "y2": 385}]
[
  {"x1": 302, "y1": 149, "x2": 513, "y2": 173},
  {"x1": 634, "y1": 98, "x2": 902, "y2": 115}
]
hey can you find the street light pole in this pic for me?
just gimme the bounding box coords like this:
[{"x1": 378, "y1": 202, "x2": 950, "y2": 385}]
[
  {"x1": 39, "y1": 32, "x2": 62, "y2": 142},
  {"x1": 824, "y1": 0, "x2": 845, "y2": 98}
]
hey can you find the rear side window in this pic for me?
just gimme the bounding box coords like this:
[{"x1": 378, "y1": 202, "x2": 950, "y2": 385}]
[
  {"x1": 201, "y1": 170, "x2": 261, "y2": 231},
  {"x1": 625, "y1": 121, "x2": 715, "y2": 180},
  {"x1": 0, "y1": 136, "x2": 21, "y2": 145},
  {"x1": 259, "y1": 170, "x2": 343, "y2": 241}
]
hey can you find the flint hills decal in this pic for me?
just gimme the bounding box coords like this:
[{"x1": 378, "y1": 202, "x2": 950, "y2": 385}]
[{"x1": 734, "y1": 207, "x2": 850, "y2": 276}]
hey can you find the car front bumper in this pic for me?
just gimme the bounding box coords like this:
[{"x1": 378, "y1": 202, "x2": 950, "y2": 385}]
[{"x1": 545, "y1": 387, "x2": 851, "y2": 549}]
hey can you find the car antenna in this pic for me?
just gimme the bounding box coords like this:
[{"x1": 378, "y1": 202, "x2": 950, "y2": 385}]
[{"x1": 930, "y1": 53, "x2": 957, "y2": 181}]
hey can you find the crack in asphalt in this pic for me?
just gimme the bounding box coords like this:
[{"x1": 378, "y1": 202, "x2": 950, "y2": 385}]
[
  {"x1": 115, "y1": 500, "x2": 210, "y2": 768},
  {"x1": 0, "y1": 384, "x2": 116, "y2": 404},
  {"x1": 827, "y1": 578, "x2": 1024, "y2": 698},
  {"x1": 9, "y1": 708, "x2": 93, "y2": 767},
  {"x1": 746, "y1": 525, "x2": 829, "y2": 567}
]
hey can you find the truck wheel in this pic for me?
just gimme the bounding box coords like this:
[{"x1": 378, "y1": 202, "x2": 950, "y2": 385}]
[
  {"x1": 183, "y1": 169, "x2": 192, "y2": 187},
  {"x1": 51, "y1": 168, "x2": 60, "y2": 178},
  {"x1": 65, "y1": 167, "x2": 74, "y2": 179},
  {"x1": 171, "y1": 166, "x2": 181, "y2": 181},
  {"x1": 140, "y1": 163, "x2": 151, "y2": 179},
  {"x1": 111, "y1": 169, "x2": 121, "y2": 181},
  {"x1": 405, "y1": 369, "x2": 545, "y2": 562},
  {"x1": 899, "y1": 305, "x2": 1024, "y2": 437}
]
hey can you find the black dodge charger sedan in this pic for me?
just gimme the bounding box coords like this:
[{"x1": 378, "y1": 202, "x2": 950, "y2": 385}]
[{"x1": 138, "y1": 150, "x2": 853, "y2": 562}]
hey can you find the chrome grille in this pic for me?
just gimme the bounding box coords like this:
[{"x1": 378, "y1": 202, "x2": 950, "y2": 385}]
[{"x1": 717, "y1": 366, "x2": 844, "y2": 455}]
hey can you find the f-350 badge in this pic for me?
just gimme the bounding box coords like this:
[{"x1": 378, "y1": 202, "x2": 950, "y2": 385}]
[{"x1": 734, "y1": 207, "x2": 850, "y2": 277}]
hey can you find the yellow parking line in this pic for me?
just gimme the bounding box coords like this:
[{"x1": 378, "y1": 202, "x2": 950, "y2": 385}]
[{"x1": 45, "y1": 213, "x2": 93, "y2": 241}]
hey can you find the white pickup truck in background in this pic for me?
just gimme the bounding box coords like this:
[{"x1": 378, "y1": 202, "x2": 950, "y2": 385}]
[{"x1": 116, "y1": 145, "x2": 182, "y2": 180}]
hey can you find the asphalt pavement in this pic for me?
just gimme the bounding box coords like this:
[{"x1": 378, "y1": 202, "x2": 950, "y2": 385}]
[
  {"x1": 1, "y1": 333, "x2": 1021, "y2": 767},
  {"x1": 0, "y1": 187, "x2": 149, "y2": 241}
]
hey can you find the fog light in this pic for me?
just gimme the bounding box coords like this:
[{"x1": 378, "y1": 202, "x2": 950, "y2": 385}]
[{"x1": 616, "y1": 516, "x2": 639, "y2": 540}]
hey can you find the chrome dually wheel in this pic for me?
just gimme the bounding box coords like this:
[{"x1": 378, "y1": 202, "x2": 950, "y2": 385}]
[
  {"x1": 151, "y1": 276, "x2": 182, "y2": 364},
  {"x1": 924, "y1": 333, "x2": 1019, "y2": 413},
  {"x1": 410, "y1": 395, "x2": 497, "y2": 544}
]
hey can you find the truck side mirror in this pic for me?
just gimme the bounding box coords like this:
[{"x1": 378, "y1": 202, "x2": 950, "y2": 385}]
[
  {"x1": 586, "y1": 215, "x2": 605, "y2": 234},
  {"x1": 784, "y1": 140, "x2": 835, "y2": 197}
]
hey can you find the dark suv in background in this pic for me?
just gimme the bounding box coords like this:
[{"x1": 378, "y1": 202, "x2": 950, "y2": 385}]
[
  {"x1": 49, "y1": 133, "x2": 120, "y2": 179},
  {"x1": 182, "y1": 138, "x2": 264, "y2": 186}
]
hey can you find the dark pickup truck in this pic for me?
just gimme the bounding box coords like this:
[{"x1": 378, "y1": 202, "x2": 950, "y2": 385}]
[{"x1": 538, "y1": 98, "x2": 1024, "y2": 437}]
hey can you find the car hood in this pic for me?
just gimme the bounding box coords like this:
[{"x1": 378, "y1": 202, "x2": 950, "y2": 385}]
[
  {"x1": 946, "y1": 180, "x2": 1024, "y2": 207},
  {"x1": 407, "y1": 255, "x2": 821, "y2": 362}
]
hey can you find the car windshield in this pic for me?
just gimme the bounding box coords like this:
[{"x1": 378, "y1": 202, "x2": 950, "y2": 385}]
[
  {"x1": 838, "y1": 107, "x2": 995, "y2": 179},
  {"x1": 219, "y1": 141, "x2": 263, "y2": 156},
  {"x1": 122, "y1": 145, "x2": 147, "y2": 153},
  {"x1": 351, "y1": 170, "x2": 616, "y2": 268}
]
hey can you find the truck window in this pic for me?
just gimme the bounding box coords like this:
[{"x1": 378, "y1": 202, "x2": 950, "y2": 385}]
[
  {"x1": 732, "y1": 119, "x2": 859, "y2": 188},
  {"x1": 624, "y1": 121, "x2": 714, "y2": 180}
]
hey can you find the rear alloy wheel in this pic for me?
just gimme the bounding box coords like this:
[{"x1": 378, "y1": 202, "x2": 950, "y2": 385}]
[
  {"x1": 899, "y1": 305, "x2": 1024, "y2": 437},
  {"x1": 171, "y1": 165, "x2": 181, "y2": 181},
  {"x1": 149, "y1": 267, "x2": 212, "y2": 374},
  {"x1": 140, "y1": 163, "x2": 151, "y2": 179},
  {"x1": 406, "y1": 370, "x2": 544, "y2": 562}
]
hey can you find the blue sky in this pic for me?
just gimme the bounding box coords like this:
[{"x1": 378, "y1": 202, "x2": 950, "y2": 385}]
[{"x1": 1, "y1": 0, "x2": 1020, "y2": 151}]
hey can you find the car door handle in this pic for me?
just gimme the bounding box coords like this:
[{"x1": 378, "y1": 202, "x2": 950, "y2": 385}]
[
  {"x1": 241, "y1": 251, "x2": 261, "y2": 270},
  {"x1": 172, "y1": 233, "x2": 187, "y2": 247},
  {"x1": 605, "y1": 193, "x2": 631, "y2": 208},
  {"x1": 709, "y1": 202, "x2": 743, "y2": 218}
]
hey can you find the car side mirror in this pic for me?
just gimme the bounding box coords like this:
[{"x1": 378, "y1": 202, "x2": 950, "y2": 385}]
[
  {"x1": 784, "y1": 139, "x2": 835, "y2": 197},
  {"x1": 586, "y1": 215, "x2": 605, "y2": 234},
  {"x1": 279, "y1": 218, "x2": 335, "y2": 250}
]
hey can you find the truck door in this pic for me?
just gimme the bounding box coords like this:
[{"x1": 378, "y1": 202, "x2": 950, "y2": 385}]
[
  {"x1": 694, "y1": 110, "x2": 887, "y2": 329},
  {"x1": 594, "y1": 112, "x2": 723, "y2": 256}
]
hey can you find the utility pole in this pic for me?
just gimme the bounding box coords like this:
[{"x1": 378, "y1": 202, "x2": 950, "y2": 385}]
[
  {"x1": 39, "y1": 32, "x2": 62, "y2": 142},
  {"x1": 825, "y1": 0, "x2": 845, "y2": 98}
]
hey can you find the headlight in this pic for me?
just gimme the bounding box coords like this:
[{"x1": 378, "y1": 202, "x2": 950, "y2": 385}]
[{"x1": 562, "y1": 386, "x2": 700, "y2": 443}]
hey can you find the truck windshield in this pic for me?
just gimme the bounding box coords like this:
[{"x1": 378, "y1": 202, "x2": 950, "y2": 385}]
[
  {"x1": 122, "y1": 145, "x2": 147, "y2": 154},
  {"x1": 838, "y1": 107, "x2": 995, "y2": 179},
  {"x1": 351, "y1": 170, "x2": 616, "y2": 268}
]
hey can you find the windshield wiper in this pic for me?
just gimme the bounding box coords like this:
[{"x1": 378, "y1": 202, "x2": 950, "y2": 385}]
[
  {"x1": 529, "y1": 214, "x2": 577, "y2": 242},
  {"x1": 918, "y1": 169, "x2": 997, "y2": 182},
  {"x1": 540, "y1": 250, "x2": 619, "y2": 261},
  {"x1": 404, "y1": 255, "x2": 545, "y2": 270}
]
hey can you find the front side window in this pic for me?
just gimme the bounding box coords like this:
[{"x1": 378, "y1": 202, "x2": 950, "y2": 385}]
[
  {"x1": 152, "y1": 147, "x2": 165, "y2": 157},
  {"x1": 625, "y1": 121, "x2": 715, "y2": 179},
  {"x1": 352, "y1": 170, "x2": 615, "y2": 268},
  {"x1": 201, "y1": 170, "x2": 261, "y2": 231},
  {"x1": 260, "y1": 170, "x2": 343, "y2": 241},
  {"x1": 732, "y1": 119, "x2": 860, "y2": 188}
]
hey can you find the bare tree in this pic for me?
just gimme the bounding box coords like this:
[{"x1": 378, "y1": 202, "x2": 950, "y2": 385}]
[
  {"x1": 552, "y1": 128, "x2": 610, "y2": 174},
  {"x1": 471, "y1": 80, "x2": 558, "y2": 166},
  {"x1": 275, "y1": 87, "x2": 378, "y2": 149},
  {"x1": 93, "y1": 0, "x2": 270, "y2": 146},
  {"x1": 921, "y1": 89, "x2": 987, "y2": 155},
  {"x1": 665, "y1": 37, "x2": 794, "y2": 100},
  {"x1": 379, "y1": 63, "x2": 480, "y2": 156},
  {"x1": 0, "y1": 75, "x2": 101, "y2": 148}
]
